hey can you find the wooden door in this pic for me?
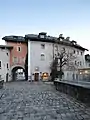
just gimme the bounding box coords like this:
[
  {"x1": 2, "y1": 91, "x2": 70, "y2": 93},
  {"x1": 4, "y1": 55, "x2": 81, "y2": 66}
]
[{"x1": 34, "y1": 73, "x2": 39, "y2": 81}]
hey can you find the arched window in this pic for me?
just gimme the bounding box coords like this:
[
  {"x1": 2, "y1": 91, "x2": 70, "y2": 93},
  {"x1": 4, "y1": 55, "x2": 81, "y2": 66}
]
[{"x1": 41, "y1": 53, "x2": 45, "y2": 61}]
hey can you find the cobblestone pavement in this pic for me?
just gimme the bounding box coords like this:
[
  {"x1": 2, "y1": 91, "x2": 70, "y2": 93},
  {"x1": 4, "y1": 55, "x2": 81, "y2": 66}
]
[{"x1": 0, "y1": 81, "x2": 90, "y2": 120}]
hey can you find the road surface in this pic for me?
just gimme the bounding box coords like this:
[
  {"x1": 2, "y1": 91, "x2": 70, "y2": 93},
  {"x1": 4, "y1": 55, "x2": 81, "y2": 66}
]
[{"x1": 0, "y1": 81, "x2": 90, "y2": 120}]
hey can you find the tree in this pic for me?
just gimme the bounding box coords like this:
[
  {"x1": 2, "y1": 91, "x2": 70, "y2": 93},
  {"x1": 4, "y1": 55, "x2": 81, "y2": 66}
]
[
  {"x1": 25, "y1": 53, "x2": 28, "y2": 80},
  {"x1": 50, "y1": 57, "x2": 58, "y2": 81},
  {"x1": 50, "y1": 47, "x2": 77, "y2": 81}
]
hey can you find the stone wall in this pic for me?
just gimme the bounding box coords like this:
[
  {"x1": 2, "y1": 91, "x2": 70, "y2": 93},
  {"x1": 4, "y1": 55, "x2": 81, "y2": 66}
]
[{"x1": 54, "y1": 80, "x2": 90, "y2": 106}]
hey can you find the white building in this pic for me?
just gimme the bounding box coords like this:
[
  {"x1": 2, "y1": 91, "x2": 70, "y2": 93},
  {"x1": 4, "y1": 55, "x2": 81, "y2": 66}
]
[
  {"x1": 26, "y1": 32, "x2": 88, "y2": 81},
  {"x1": 0, "y1": 45, "x2": 13, "y2": 82}
]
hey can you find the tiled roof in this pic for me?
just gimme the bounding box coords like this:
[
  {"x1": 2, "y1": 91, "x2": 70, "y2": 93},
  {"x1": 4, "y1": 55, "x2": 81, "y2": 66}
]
[
  {"x1": 25, "y1": 33, "x2": 88, "y2": 51},
  {"x1": 2, "y1": 35, "x2": 26, "y2": 42},
  {"x1": 2, "y1": 33, "x2": 88, "y2": 51},
  {"x1": 0, "y1": 45, "x2": 13, "y2": 49}
]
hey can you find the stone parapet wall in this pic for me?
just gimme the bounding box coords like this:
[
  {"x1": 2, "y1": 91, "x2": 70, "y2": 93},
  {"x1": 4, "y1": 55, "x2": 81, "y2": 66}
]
[{"x1": 54, "y1": 80, "x2": 90, "y2": 106}]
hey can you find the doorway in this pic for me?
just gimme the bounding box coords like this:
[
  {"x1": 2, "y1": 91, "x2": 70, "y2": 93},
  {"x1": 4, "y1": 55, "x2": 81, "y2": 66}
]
[
  {"x1": 34, "y1": 73, "x2": 39, "y2": 81},
  {"x1": 6, "y1": 73, "x2": 8, "y2": 82}
]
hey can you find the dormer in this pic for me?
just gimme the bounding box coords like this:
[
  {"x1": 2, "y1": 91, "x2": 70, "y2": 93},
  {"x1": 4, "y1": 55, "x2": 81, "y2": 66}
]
[
  {"x1": 71, "y1": 40, "x2": 77, "y2": 45},
  {"x1": 58, "y1": 34, "x2": 64, "y2": 41},
  {"x1": 13, "y1": 36, "x2": 18, "y2": 39},
  {"x1": 38, "y1": 32, "x2": 47, "y2": 39},
  {"x1": 66, "y1": 37, "x2": 70, "y2": 41}
]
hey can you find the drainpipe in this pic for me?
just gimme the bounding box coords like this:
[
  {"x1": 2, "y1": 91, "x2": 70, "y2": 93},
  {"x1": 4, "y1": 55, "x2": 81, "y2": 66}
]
[
  {"x1": 28, "y1": 39, "x2": 31, "y2": 81},
  {"x1": 53, "y1": 43, "x2": 54, "y2": 60}
]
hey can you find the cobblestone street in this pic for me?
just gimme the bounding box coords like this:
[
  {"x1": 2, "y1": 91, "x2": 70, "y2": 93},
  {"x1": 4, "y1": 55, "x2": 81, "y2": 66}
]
[{"x1": 0, "y1": 81, "x2": 90, "y2": 120}]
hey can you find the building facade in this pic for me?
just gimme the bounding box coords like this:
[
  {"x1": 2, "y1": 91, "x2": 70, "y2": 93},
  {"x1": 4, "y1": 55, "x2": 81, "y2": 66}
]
[
  {"x1": 2, "y1": 36, "x2": 27, "y2": 81},
  {"x1": 26, "y1": 32, "x2": 88, "y2": 81},
  {"x1": 78, "y1": 54, "x2": 90, "y2": 81},
  {"x1": 1, "y1": 32, "x2": 88, "y2": 82},
  {"x1": 0, "y1": 45, "x2": 13, "y2": 82}
]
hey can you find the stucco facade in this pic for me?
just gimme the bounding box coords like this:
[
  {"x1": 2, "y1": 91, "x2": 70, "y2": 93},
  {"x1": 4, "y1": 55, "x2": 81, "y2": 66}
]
[
  {"x1": 28, "y1": 41, "x2": 53, "y2": 79},
  {"x1": 27, "y1": 33, "x2": 88, "y2": 81},
  {"x1": 2, "y1": 36, "x2": 27, "y2": 81},
  {"x1": 0, "y1": 45, "x2": 13, "y2": 82},
  {"x1": 6, "y1": 41, "x2": 27, "y2": 68}
]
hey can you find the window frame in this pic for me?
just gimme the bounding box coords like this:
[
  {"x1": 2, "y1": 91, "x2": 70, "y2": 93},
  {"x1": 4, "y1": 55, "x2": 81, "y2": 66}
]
[
  {"x1": 41, "y1": 44, "x2": 45, "y2": 49},
  {"x1": 17, "y1": 46, "x2": 21, "y2": 52},
  {"x1": 7, "y1": 63, "x2": 9, "y2": 69},
  {"x1": 0, "y1": 61, "x2": 1, "y2": 68},
  {"x1": 41, "y1": 53, "x2": 45, "y2": 61},
  {"x1": 13, "y1": 57, "x2": 18, "y2": 63}
]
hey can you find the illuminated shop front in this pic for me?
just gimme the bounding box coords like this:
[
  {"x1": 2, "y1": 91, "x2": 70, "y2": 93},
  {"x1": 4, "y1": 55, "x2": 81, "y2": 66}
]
[{"x1": 78, "y1": 68, "x2": 90, "y2": 81}]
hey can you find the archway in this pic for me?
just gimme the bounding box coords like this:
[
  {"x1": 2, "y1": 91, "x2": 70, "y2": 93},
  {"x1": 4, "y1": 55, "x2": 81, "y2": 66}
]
[{"x1": 11, "y1": 66, "x2": 25, "y2": 81}]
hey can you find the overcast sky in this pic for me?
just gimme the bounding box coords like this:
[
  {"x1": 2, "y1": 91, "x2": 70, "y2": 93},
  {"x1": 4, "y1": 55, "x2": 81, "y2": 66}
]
[{"x1": 0, "y1": 0, "x2": 90, "y2": 53}]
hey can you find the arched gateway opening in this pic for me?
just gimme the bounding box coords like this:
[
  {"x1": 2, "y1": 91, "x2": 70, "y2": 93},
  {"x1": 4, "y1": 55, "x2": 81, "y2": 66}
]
[{"x1": 11, "y1": 66, "x2": 25, "y2": 81}]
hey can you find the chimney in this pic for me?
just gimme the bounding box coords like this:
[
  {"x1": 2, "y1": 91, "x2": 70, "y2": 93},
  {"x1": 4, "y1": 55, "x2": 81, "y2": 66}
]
[
  {"x1": 66, "y1": 37, "x2": 70, "y2": 41},
  {"x1": 39, "y1": 32, "x2": 47, "y2": 38},
  {"x1": 71, "y1": 40, "x2": 77, "y2": 45},
  {"x1": 59, "y1": 34, "x2": 63, "y2": 38}
]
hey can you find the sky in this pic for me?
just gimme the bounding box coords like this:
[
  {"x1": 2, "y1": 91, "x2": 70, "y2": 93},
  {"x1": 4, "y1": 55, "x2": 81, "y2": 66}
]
[{"x1": 0, "y1": 0, "x2": 90, "y2": 53}]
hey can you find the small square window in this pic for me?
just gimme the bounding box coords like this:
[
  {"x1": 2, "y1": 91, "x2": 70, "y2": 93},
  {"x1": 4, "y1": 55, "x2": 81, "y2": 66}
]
[
  {"x1": 13, "y1": 57, "x2": 18, "y2": 63},
  {"x1": 41, "y1": 44, "x2": 45, "y2": 49},
  {"x1": 77, "y1": 51, "x2": 79, "y2": 55},
  {"x1": 80, "y1": 61, "x2": 82, "y2": 66},
  {"x1": 63, "y1": 47, "x2": 65, "y2": 51},
  {"x1": 17, "y1": 46, "x2": 21, "y2": 52},
  {"x1": 22, "y1": 57, "x2": 25, "y2": 63},
  {"x1": 75, "y1": 61, "x2": 77, "y2": 65},
  {"x1": 40, "y1": 35, "x2": 45, "y2": 38},
  {"x1": 55, "y1": 46, "x2": 58, "y2": 51},
  {"x1": 88, "y1": 64, "x2": 90, "y2": 67},
  {"x1": 81, "y1": 52, "x2": 83, "y2": 55},
  {"x1": 73, "y1": 50, "x2": 75, "y2": 54}
]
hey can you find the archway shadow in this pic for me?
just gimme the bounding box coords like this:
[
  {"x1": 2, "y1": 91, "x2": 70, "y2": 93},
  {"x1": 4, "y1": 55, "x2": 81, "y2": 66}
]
[{"x1": 11, "y1": 66, "x2": 26, "y2": 81}]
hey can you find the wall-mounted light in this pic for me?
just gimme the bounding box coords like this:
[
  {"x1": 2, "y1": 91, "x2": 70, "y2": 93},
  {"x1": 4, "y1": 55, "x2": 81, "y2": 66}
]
[
  {"x1": 80, "y1": 72, "x2": 82, "y2": 74},
  {"x1": 85, "y1": 70, "x2": 88, "y2": 74}
]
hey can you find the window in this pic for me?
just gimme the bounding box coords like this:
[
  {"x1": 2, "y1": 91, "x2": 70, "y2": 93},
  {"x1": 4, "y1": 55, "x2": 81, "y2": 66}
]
[
  {"x1": 77, "y1": 62, "x2": 79, "y2": 65},
  {"x1": 75, "y1": 61, "x2": 77, "y2": 65},
  {"x1": 70, "y1": 53, "x2": 72, "y2": 57},
  {"x1": 89, "y1": 64, "x2": 90, "y2": 67},
  {"x1": 0, "y1": 61, "x2": 1, "y2": 68},
  {"x1": 63, "y1": 47, "x2": 65, "y2": 51},
  {"x1": 80, "y1": 61, "x2": 82, "y2": 66},
  {"x1": 17, "y1": 46, "x2": 21, "y2": 52},
  {"x1": 81, "y1": 52, "x2": 83, "y2": 55},
  {"x1": 55, "y1": 54, "x2": 57, "y2": 57},
  {"x1": 40, "y1": 35, "x2": 45, "y2": 38},
  {"x1": 77, "y1": 50, "x2": 79, "y2": 55},
  {"x1": 13, "y1": 57, "x2": 18, "y2": 63},
  {"x1": 7, "y1": 63, "x2": 8, "y2": 69},
  {"x1": 41, "y1": 53, "x2": 45, "y2": 60},
  {"x1": 41, "y1": 44, "x2": 45, "y2": 49},
  {"x1": 22, "y1": 57, "x2": 25, "y2": 63},
  {"x1": 55, "y1": 46, "x2": 58, "y2": 51},
  {"x1": 73, "y1": 50, "x2": 75, "y2": 54},
  {"x1": 7, "y1": 53, "x2": 8, "y2": 56}
]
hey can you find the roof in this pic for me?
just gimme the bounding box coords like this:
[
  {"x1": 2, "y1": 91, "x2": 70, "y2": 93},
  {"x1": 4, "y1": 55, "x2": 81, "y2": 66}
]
[
  {"x1": 25, "y1": 34, "x2": 57, "y2": 42},
  {"x1": 0, "y1": 45, "x2": 13, "y2": 49},
  {"x1": 2, "y1": 35, "x2": 26, "y2": 42},
  {"x1": 2, "y1": 33, "x2": 88, "y2": 51},
  {"x1": 25, "y1": 33, "x2": 88, "y2": 51}
]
